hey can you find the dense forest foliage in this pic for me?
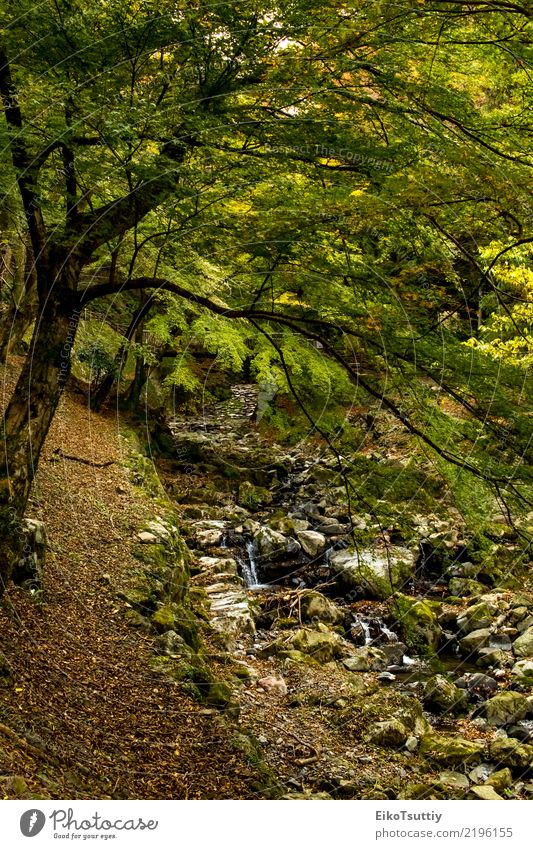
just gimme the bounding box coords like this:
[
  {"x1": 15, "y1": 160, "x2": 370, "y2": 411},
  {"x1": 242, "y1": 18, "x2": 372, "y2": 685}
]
[{"x1": 0, "y1": 0, "x2": 531, "y2": 592}]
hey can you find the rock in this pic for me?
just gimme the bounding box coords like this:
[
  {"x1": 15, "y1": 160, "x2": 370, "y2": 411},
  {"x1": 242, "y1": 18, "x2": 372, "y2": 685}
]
[
  {"x1": 379, "y1": 642, "x2": 408, "y2": 665},
  {"x1": 508, "y1": 606, "x2": 529, "y2": 625},
  {"x1": 300, "y1": 592, "x2": 344, "y2": 626},
  {"x1": 448, "y1": 578, "x2": 485, "y2": 597},
  {"x1": 329, "y1": 547, "x2": 415, "y2": 600},
  {"x1": 419, "y1": 734, "x2": 484, "y2": 765},
  {"x1": 489, "y1": 737, "x2": 533, "y2": 768},
  {"x1": 485, "y1": 767, "x2": 512, "y2": 792},
  {"x1": 136, "y1": 531, "x2": 159, "y2": 544},
  {"x1": 366, "y1": 719, "x2": 408, "y2": 747},
  {"x1": 297, "y1": 530, "x2": 327, "y2": 558},
  {"x1": 397, "y1": 783, "x2": 437, "y2": 800},
  {"x1": 484, "y1": 692, "x2": 529, "y2": 727},
  {"x1": 206, "y1": 583, "x2": 256, "y2": 640},
  {"x1": 469, "y1": 764, "x2": 494, "y2": 783},
  {"x1": 281, "y1": 792, "x2": 333, "y2": 800},
  {"x1": 253, "y1": 527, "x2": 297, "y2": 562},
  {"x1": 507, "y1": 723, "x2": 533, "y2": 743},
  {"x1": 455, "y1": 672, "x2": 499, "y2": 700},
  {"x1": 476, "y1": 648, "x2": 510, "y2": 669},
  {"x1": 470, "y1": 786, "x2": 503, "y2": 800},
  {"x1": 155, "y1": 630, "x2": 194, "y2": 658},
  {"x1": 395, "y1": 697, "x2": 431, "y2": 736},
  {"x1": 257, "y1": 676, "x2": 288, "y2": 697},
  {"x1": 378, "y1": 671, "x2": 396, "y2": 682},
  {"x1": 457, "y1": 602, "x2": 493, "y2": 634},
  {"x1": 423, "y1": 674, "x2": 467, "y2": 714},
  {"x1": 517, "y1": 615, "x2": 533, "y2": 634},
  {"x1": 266, "y1": 626, "x2": 346, "y2": 664},
  {"x1": 438, "y1": 771, "x2": 470, "y2": 790},
  {"x1": 195, "y1": 528, "x2": 224, "y2": 547},
  {"x1": 394, "y1": 594, "x2": 442, "y2": 652},
  {"x1": 197, "y1": 555, "x2": 239, "y2": 576},
  {"x1": 315, "y1": 522, "x2": 349, "y2": 536},
  {"x1": 237, "y1": 481, "x2": 273, "y2": 511},
  {"x1": 342, "y1": 646, "x2": 388, "y2": 672},
  {"x1": 513, "y1": 627, "x2": 533, "y2": 658},
  {"x1": 406, "y1": 736, "x2": 419, "y2": 752},
  {"x1": 270, "y1": 515, "x2": 309, "y2": 535},
  {"x1": 459, "y1": 628, "x2": 491, "y2": 654},
  {"x1": 146, "y1": 519, "x2": 173, "y2": 540}
]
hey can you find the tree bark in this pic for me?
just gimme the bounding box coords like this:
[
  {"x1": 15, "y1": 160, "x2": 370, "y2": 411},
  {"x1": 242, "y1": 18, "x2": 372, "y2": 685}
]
[
  {"x1": 0, "y1": 243, "x2": 38, "y2": 360},
  {"x1": 0, "y1": 262, "x2": 81, "y2": 593}
]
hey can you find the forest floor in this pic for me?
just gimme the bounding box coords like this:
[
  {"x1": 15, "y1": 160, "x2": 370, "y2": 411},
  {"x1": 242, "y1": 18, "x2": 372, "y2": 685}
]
[{"x1": 0, "y1": 358, "x2": 264, "y2": 800}]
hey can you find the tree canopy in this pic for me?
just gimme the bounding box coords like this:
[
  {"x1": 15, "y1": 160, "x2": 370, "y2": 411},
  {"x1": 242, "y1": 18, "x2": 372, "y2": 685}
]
[{"x1": 0, "y1": 0, "x2": 532, "y2": 585}]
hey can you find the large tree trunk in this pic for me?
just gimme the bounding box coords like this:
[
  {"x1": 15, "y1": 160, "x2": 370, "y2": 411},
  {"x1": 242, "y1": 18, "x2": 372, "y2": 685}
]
[
  {"x1": 0, "y1": 262, "x2": 81, "y2": 593},
  {"x1": 0, "y1": 243, "x2": 38, "y2": 360}
]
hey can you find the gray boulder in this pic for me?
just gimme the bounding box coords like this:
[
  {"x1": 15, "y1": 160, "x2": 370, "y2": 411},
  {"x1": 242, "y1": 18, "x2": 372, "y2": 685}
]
[
  {"x1": 423, "y1": 675, "x2": 467, "y2": 714},
  {"x1": 254, "y1": 527, "x2": 299, "y2": 562},
  {"x1": 459, "y1": 628, "x2": 491, "y2": 654},
  {"x1": 484, "y1": 691, "x2": 529, "y2": 727},
  {"x1": 329, "y1": 547, "x2": 415, "y2": 600},
  {"x1": 513, "y1": 627, "x2": 533, "y2": 658},
  {"x1": 511, "y1": 659, "x2": 533, "y2": 687},
  {"x1": 457, "y1": 602, "x2": 493, "y2": 634},
  {"x1": 297, "y1": 530, "x2": 327, "y2": 558},
  {"x1": 366, "y1": 719, "x2": 408, "y2": 748},
  {"x1": 300, "y1": 592, "x2": 344, "y2": 626}
]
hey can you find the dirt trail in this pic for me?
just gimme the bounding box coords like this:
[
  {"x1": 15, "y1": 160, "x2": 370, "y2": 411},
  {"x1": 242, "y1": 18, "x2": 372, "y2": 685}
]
[{"x1": 0, "y1": 364, "x2": 261, "y2": 799}]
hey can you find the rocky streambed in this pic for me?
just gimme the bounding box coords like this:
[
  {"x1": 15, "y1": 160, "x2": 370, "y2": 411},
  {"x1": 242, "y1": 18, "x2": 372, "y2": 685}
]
[{"x1": 148, "y1": 386, "x2": 533, "y2": 800}]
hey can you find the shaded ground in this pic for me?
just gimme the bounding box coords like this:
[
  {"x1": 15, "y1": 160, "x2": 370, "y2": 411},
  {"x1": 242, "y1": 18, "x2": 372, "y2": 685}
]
[{"x1": 0, "y1": 361, "x2": 262, "y2": 799}]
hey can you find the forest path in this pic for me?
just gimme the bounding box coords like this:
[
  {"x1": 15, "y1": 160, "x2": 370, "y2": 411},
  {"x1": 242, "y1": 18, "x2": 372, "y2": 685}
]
[{"x1": 0, "y1": 360, "x2": 262, "y2": 799}]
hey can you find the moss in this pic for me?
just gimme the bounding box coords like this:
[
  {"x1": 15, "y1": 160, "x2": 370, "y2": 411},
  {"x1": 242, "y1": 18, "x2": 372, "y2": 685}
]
[
  {"x1": 230, "y1": 732, "x2": 283, "y2": 798},
  {"x1": 393, "y1": 593, "x2": 442, "y2": 654},
  {"x1": 237, "y1": 481, "x2": 273, "y2": 511}
]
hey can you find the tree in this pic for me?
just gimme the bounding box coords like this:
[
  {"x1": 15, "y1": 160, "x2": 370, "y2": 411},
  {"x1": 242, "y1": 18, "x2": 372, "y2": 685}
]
[{"x1": 0, "y1": 0, "x2": 531, "y2": 593}]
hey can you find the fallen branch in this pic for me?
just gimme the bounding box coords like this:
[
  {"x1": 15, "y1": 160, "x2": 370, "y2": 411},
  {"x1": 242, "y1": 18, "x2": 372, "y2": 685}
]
[{"x1": 50, "y1": 449, "x2": 115, "y2": 468}]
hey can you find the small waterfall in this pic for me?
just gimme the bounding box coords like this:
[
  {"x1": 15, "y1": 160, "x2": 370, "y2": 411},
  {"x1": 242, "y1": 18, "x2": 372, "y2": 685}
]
[
  {"x1": 238, "y1": 539, "x2": 265, "y2": 589},
  {"x1": 351, "y1": 616, "x2": 372, "y2": 644}
]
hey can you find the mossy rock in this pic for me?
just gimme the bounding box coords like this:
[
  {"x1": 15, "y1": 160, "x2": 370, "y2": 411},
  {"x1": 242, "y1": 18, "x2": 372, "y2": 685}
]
[
  {"x1": 397, "y1": 783, "x2": 442, "y2": 800},
  {"x1": 125, "y1": 450, "x2": 167, "y2": 499},
  {"x1": 393, "y1": 594, "x2": 442, "y2": 653},
  {"x1": 151, "y1": 602, "x2": 199, "y2": 649},
  {"x1": 419, "y1": 733, "x2": 484, "y2": 765},
  {"x1": 489, "y1": 737, "x2": 533, "y2": 768},
  {"x1": 237, "y1": 481, "x2": 273, "y2": 511},
  {"x1": 300, "y1": 591, "x2": 345, "y2": 626},
  {"x1": 486, "y1": 767, "x2": 513, "y2": 793},
  {"x1": 366, "y1": 718, "x2": 408, "y2": 748},
  {"x1": 423, "y1": 675, "x2": 467, "y2": 714},
  {"x1": 265, "y1": 626, "x2": 346, "y2": 664},
  {"x1": 484, "y1": 691, "x2": 529, "y2": 727},
  {"x1": 457, "y1": 602, "x2": 493, "y2": 634},
  {"x1": 329, "y1": 547, "x2": 415, "y2": 600},
  {"x1": 449, "y1": 578, "x2": 486, "y2": 597}
]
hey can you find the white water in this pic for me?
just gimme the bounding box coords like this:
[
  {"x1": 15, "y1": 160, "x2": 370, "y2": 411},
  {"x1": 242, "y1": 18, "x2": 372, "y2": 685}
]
[{"x1": 238, "y1": 540, "x2": 267, "y2": 589}]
